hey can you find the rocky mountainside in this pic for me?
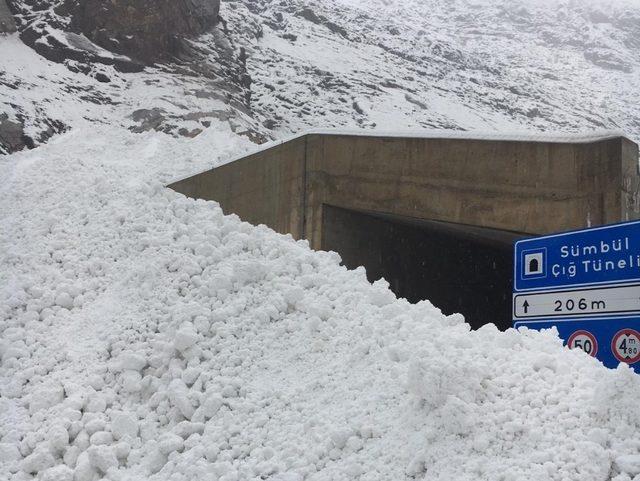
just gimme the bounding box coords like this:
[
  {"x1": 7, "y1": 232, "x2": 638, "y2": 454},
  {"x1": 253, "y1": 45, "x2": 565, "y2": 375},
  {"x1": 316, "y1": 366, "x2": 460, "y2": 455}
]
[
  {"x1": 0, "y1": 0, "x2": 15, "y2": 33},
  {"x1": 1, "y1": 0, "x2": 258, "y2": 154},
  {"x1": 1, "y1": 0, "x2": 639, "y2": 155},
  {"x1": 9, "y1": 0, "x2": 223, "y2": 67},
  {"x1": 229, "y1": 0, "x2": 640, "y2": 136}
]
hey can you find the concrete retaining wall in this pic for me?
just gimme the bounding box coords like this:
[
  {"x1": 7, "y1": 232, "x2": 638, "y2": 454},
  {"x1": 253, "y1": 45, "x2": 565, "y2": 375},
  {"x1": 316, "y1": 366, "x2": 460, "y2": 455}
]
[
  {"x1": 306, "y1": 134, "x2": 640, "y2": 249},
  {"x1": 168, "y1": 132, "x2": 640, "y2": 250},
  {"x1": 169, "y1": 135, "x2": 307, "y2": 238}
]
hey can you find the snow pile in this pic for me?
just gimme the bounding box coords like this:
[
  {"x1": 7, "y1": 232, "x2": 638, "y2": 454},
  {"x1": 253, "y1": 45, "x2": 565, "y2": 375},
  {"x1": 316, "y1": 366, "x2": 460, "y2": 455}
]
[{"x1": 2, "y1": 125, "x2": 640, "y2": 481}]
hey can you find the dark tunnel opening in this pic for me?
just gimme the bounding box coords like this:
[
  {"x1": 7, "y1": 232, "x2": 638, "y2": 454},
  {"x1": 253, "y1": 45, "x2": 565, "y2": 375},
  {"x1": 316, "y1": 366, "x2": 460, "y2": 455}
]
[{"x1": 322, "y1": 205, "x2": 527, "y2": 331}]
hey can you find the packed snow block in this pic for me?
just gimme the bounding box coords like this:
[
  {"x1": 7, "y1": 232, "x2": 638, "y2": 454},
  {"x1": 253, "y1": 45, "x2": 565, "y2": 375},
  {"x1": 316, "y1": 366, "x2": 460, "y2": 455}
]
[
  {"x1": 169, "y1": 135, "x2": 307, "y2": 238},
  {"x1": 0, "y1": 0, "x2": 16, "y2": 34}
]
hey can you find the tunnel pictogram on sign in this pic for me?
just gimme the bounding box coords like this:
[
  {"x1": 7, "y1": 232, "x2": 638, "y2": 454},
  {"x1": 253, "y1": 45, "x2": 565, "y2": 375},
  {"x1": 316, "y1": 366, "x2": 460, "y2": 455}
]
[
  {"x1": 522, "y1": 249, "x2": 546, "y2": 279},
  {"x1": 611, "y1": 329, "x2": 640, "y2": 364}
]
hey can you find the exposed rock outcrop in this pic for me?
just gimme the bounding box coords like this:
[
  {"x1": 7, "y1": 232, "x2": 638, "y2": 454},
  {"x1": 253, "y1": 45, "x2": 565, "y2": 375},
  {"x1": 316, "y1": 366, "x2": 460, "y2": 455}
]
[
  {"x1": 0, "y1": 0, "x2": 16, "y2": 33},
  {"x1": 8, "y1": 0, "x2": 144, "y2": 72},
  {"x1": 1, "y1": 0, "x2": 260, "y2": 155},
  {"x1": 7, "y1": 0, "x2": 222, "y2": 67},
  {"x1": 0, "y1": 112, "x2": 67, "y2": 155},
  {"x1": 62, "y1": 0, "x2": 221, "y2": 63},
  {"x1": 295, "y1": 7, "x2": 348, "y2": 39},
  {"x1": 0, "y1": 114, "x2": 26, "y2": 154}
]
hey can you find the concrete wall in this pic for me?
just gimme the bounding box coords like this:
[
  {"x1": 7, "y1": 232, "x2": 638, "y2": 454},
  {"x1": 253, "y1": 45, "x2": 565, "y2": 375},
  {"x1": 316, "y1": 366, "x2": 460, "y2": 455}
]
[
  {"x1": 168, "y1": 133, "x2": 640, "y2": 250},
  {"x1": 304, "y1": 134, "x2": 640, "y2": 250},
  {"x1": 169, "y1": 136, "x2": 307, "y2": 238},
  {"x1": 0, "y1": 0, "x2": 16, "y2": 34}
]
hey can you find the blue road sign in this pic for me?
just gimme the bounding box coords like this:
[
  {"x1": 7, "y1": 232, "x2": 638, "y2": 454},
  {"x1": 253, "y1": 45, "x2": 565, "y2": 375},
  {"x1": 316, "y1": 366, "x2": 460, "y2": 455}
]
[
  {"x1": 515, "y1": 220, "x2": 640, "y2": 292},
  {"x1": 514, "y1": 220, "x2": 640, "y2": 373}
]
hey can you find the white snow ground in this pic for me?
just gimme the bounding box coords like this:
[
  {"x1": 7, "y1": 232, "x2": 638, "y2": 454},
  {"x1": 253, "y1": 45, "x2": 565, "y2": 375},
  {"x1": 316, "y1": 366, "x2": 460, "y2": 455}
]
[
  {"x1": 2, "y1": 0, "x2": 640, "y2": 478},
  {"x1": 3, "y1": 123, "x2": 640, "y2": 481}
]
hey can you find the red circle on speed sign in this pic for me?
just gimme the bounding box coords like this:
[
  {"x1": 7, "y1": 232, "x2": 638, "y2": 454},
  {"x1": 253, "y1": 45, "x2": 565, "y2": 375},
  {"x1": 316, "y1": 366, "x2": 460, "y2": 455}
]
[
  {"x1": 611, "y1": 329, "x2": 640, "y2": 365},
  {"x1": 567, "y1": 330, "x2": 598, "y2": 357}
]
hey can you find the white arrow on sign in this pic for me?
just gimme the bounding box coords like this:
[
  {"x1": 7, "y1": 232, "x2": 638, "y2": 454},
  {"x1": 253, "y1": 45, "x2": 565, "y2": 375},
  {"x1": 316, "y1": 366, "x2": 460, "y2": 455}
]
[{"x1": 513, "y1": 284, "x2": 640, "y2": 319}]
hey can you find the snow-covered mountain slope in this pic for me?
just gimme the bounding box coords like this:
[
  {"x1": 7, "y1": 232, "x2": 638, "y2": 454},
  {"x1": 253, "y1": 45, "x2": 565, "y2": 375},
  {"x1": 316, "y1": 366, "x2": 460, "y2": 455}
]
[
  {"x1": 0, "y1": 32, "x2": 262, "y2": 155},
  {"x1": 2, "y1": 0, "x2": 640, "y2": 154},
  {"x1": 229, "y1": 0, "x2": 640, "y2": 136}
]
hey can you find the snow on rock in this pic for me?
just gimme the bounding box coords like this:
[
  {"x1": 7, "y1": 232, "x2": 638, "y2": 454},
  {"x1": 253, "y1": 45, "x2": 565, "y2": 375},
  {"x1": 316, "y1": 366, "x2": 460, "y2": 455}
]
[
  {"x1": 5, "y1": 0, "x2": 640, "y2": 158},
  {"x1": 228, "y1": 0, "x2": 640, "y2": 142}
]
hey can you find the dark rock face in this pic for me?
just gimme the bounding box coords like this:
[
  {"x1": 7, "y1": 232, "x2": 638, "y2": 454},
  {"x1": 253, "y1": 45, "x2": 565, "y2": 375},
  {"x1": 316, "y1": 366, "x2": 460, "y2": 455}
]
[
  {"x1": 295, "y1": 7, "x2": 348, "y2": 39},
  {"x1": 64, "y1": 0, "x2": 221, "y2": 63},
  {"x1": 0, "y1": 114, "x2": 27, "y2": 154},
  {"x1": 8, "y1": 0, "x2": 144, "y2": 71},
  {"x1": 8, "y1": 0, "x2": 221, "y2": 66},
  {"x1": 129, "y1": 108, "x2": 168, "y2": 134},
  {"x1": 0, "y1": 0, "x2": 16, "y2": 33},
  {"x1": 0, "y1": 112, "x2": 67, "y2": 155}
]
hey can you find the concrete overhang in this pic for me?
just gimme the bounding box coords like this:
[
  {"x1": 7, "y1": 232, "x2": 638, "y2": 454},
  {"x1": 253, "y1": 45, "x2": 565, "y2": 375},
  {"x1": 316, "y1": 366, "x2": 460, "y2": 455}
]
[{"x1": 168, "y1": 129, "x2": 640, "y2": 250}]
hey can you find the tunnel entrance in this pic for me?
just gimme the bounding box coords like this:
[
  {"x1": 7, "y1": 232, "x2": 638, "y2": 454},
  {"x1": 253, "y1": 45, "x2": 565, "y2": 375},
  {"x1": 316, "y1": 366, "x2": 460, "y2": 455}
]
[{"x1": 322, "y1": 205, "x2": 526, "y2": 330}]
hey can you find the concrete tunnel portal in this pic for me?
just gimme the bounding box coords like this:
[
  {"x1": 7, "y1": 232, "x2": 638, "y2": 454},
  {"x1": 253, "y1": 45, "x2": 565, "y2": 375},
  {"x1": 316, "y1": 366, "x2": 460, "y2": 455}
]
[
  {"x1": 322, "y1": 205, "x2": 523, "y2": 330},
  {"x1": 168, "y1": 130, "x2": 640, "y2": 331}
]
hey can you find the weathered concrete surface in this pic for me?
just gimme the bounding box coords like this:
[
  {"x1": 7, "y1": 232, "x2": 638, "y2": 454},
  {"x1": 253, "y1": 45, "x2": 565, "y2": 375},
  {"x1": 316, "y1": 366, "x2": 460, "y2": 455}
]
[
  {"x1": 0, "y1": 0, "x2": 16, "y2": 33},
  {"x1": 169, "y1": 132, "x2": 640, "y2": 250},
  {"x1": 304, "y1": 134, "x2": 640, "y2": 250},
  {"x1": 169, "y1": 136, "x2": 307, "y2": 238}
]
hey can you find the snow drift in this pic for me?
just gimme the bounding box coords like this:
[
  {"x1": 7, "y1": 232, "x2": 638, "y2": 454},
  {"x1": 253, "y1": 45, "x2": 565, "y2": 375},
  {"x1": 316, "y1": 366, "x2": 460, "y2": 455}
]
[{"x1": 1, "y1": 124, "x2": 640, "y2": 481}]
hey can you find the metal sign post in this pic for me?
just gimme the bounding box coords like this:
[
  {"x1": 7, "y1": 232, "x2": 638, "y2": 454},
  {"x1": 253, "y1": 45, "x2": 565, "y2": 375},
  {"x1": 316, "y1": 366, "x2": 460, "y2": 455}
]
[{"x1": 513, "y1": 220, "x2": 640, "y2": 372}]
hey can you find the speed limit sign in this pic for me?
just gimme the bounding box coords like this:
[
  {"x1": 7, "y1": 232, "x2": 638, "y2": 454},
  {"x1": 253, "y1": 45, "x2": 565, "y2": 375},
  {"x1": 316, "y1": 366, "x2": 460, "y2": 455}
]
[
  {"x1": 567, "y1": 330, "x2": 598, "y2": 357},
  {"x1": 611, "y1": 329, "x2": 640, "y2": 365}
]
